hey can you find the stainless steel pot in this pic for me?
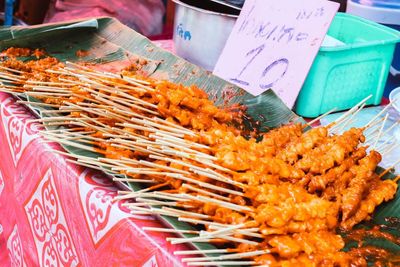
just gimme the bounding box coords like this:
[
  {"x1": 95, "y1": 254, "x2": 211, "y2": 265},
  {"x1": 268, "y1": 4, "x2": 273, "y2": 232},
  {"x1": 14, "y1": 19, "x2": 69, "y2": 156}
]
[{"x1": 172, "y1": 0, "x2": 238, "y2": 71}]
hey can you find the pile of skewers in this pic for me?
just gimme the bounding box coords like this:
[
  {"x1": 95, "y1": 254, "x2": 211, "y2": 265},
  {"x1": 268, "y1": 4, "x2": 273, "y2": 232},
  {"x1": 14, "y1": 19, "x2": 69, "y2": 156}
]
[{"x1": 0, "y1": 48, "x2": 399, "y2": 266}]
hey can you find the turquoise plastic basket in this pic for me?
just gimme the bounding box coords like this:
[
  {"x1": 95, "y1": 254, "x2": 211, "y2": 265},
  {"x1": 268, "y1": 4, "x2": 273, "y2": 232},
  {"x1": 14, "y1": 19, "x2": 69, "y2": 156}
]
[{"x1": 295, "y1": 12, "x2": 400, "y2": 118}]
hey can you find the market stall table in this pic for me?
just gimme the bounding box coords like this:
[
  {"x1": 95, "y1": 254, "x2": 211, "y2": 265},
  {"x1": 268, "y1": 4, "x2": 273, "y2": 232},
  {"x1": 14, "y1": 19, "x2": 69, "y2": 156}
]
[{"x1": 0, "y1": 92, "x2": 190, "y2": 266}]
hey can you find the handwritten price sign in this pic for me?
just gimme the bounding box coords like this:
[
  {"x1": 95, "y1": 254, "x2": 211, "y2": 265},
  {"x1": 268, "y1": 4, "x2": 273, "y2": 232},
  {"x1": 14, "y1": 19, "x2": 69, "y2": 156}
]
[{"x1": 213, "y1": 0, "x2": 339, "y2": 108}]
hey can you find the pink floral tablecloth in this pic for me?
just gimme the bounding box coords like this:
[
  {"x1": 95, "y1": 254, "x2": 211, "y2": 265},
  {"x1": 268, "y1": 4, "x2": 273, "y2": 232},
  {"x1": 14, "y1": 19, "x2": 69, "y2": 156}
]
[{"x1": 0, "y1": 92, "x2": 189, "y2": 266}]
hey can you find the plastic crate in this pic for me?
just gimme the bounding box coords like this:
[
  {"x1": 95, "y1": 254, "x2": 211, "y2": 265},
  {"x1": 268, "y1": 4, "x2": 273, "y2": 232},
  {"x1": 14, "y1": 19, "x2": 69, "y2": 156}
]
[{"x1": 295, "y1": 12, "x2": 400, "y2": 118}]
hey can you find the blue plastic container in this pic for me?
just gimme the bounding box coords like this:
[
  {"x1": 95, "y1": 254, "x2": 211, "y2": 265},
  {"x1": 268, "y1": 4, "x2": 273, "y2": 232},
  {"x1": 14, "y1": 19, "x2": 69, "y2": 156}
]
[{"x1": 295, "y1": 13, "x2": 400, "y2": 118}]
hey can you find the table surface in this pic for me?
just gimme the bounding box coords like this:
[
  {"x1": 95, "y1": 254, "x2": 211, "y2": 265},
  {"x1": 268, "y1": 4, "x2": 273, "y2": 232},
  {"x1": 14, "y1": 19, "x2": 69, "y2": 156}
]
[
  {"x1": 0, "y1": 91, "x2": 190, "y2": 266},
  {"x1": 0, "y1": 39, "x2": 397, "y2": 267}
]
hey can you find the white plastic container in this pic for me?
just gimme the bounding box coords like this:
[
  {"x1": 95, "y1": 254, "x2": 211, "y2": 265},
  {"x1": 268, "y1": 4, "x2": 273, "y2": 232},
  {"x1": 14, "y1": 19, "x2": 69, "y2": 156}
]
[
  {"x1": 389, "y1": 86, "x2": 400, "y2": 112},
  {"x1": 347, "y1": 0, "x2": 400, "y2": 25}
]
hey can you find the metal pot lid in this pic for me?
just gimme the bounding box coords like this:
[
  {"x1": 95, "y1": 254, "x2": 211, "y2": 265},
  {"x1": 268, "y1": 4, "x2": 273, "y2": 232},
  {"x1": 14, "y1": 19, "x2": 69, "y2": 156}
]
[
  {"x1": 173, "y1": 0, "x2": 240, "y2": 17},
  {"x1": 350, "y1": 0, "x2": 400, "y2": 9},
  {"x1": 208, "y1": 0, "x2": 244, "y2": 10}
]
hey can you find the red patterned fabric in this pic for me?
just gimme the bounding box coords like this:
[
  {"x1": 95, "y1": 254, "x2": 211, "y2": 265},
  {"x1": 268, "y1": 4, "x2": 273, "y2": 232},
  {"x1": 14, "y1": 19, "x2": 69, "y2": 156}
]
[{"x1": 0, "y1": 92, "x2": 190, "y2": 266}]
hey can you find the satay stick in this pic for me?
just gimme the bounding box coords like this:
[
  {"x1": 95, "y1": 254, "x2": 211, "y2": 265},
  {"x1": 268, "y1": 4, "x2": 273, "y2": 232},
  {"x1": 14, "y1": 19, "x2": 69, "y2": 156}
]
[
  {"x1": 65, "y1": 159, "x2": 115, "y2": 173},
  {"x1": 125, "y1": 199, "x2": 182, "y2": 207},
  {"x1": 30, "y1": 85, "x2": 72, "y2": 93},
  {"x1": 307, "y1": 108, "x2": 337, "y2": 126},
  {"x1": 153, "y1": 138, "x2": 216, "y2": 161},
  {"x1": 142, "y1": 119, "x2": 196, "y2": 136},
  {"x1": 183, "y1": 250, "x2": 270, "y2": 262},
  {"x1": 184, "y1": 194, "x2": 250, "y2": 212},
  {"x1": 143, "y1": 227, "x2": 200, "y2": 235},
  {"x1": 40, "y1": 134, "x2": 99, "y2": 152},
  {"x1": 381, "y1": 143, "x2": 400, "y2": 157},
  {"x1": 174, "y1": 249, "x2": 233, "y2": 255},
  {"x1": 150, "y1": 155, "x2": 236, "y2": 180},
  {"x1": 138, "y1": 159, "x2": 191, "y2": 175},
  {"x1": 328, "y1": 95, "x2": 372, "y2": 130},
  {"x1": 25, "y1": 91, "x2": 71, "y2": 97},
  {"x1": 0, "y1": 65, "x2": 26, "y2": 74},
  {"x1": 379, "y1": 158, "x2": 400, "y2": 178},
  {"x1": 376, "y1": 121, "x2": 400, "y2": 151},
  {"x1": 28, "y1": 116, "x2": 87, "y2": 123},
  {"x1": 113, "y1": 178, "x2": 157, "y2": 183},
  {"x1": 25, "y1": 80, "x2": 75, "y2": 86},
  {"x1": 368, "y1": 113, "x2": 389, "y2": 149},
  {"x1": 181, "y1": 184, "x2": 231, "y2": 202},
  {"x1": 114, "y1": 191, "x2": 189, "y2": 202},
  {"x1": 169, "y1": 235, "x2": 258, "y2": 245},
  {"x1": 178, "y1": 217, "x2": 227, "y2": 227},
  {"x1": 0, "y1": 71, "x2": 26, "y2": 81},
  {"x1": 84, "y1": 86, "x2": 158, "y2": 115},
  {"x1": 364, "y1": 102, "x2": 393, "y2": 129},
  {"x1": 162, "y1": 207, "x2": 211, "y2": 219},
  {"x1": 40, "y1": 109, "x2": 81, "y2": 114},
  {"x1": 187, "y1": 262, "x2": 258, "y2": 266}
]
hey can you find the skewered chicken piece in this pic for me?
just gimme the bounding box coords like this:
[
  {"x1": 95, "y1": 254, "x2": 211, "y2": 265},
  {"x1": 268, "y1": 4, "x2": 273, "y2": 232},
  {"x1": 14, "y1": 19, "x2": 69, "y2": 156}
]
[
  {"x1": 247, "y1": 183, "x2": 339, "y2": 234},
  {"x1": 276, "y1": 127, "x2": 328, "y2": 164},
  {"x1": 308, "y1": 147, "x2": 367, "y2": 194},
  {"x1": 341, "y1": 179, "x2": 398, "y2": 230},
  {"x1": 295, "y1": 128, "x2": 365, "y2": 174},
  {"x1": 340, "y1": 150, "x2": 382, "y2": 221},
  {"x1": 154, "y1": 81, "x2": 241, "y2": 132}
]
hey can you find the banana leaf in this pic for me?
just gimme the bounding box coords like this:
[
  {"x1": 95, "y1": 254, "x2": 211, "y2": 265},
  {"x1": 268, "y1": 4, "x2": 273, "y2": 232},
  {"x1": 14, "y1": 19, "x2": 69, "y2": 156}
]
[{"x1": 1, "y1": 17, "x2": 399, "y2": 265}]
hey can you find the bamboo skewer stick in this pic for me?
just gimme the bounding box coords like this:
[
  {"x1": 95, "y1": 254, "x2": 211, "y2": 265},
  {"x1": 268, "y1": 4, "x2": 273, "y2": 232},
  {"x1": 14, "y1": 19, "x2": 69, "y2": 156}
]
[
  {"x1": 328, "y1": 95, "x2": 372, "y2": 130},
  {"x1": 0, "y1": 65, "x2": 26, "y2": 74},
  {"x1": 161, "y1": 207, "x2": 211, "y2": 219},
  {"x1": 99, "y1": 176, "x2": 149, "y2": 182},
  {"x1": 138, "y1": 160, "x2": 191, "y2": 175},
  {"x1": 372, "y1": 113, "x2": 389, "y2": 149},
  {"x1": 0, "y1": 72, "x2": 26, "y2": 81},
  {"x1": 41, "y1": 134, "x2": 99, "y2": 152},
  {"x1": 143, "y1": 227, "x2": 200, "y2": 235},
  {"x1": 169, "y1": 234, "x2": 258, "y2": 245},
  {"x1": 142, "y1": 119, "x2": 196, "y2": 136},
  {"x1": 376, "y1": 121, "x2": 400, "y2": 151},
  {"x1": 199, "y1": 223, "x2": 249, "y2": 237},
  {"x1": 16, "y1": 100, "x2": 61, "y2": 108},
  {"x1": 183, "y1": 194, "x2": 251, "y2": 212},
  {"x1": 84, "y1": 86, "x2": 159, "y2": 115},
  {"x1": 307, "y1": 108, "x2": 337, "y2": 126},
  {"x1": 149, "y1": 155, "x2": 238, "y2": 184},
  {"x1": 65, "y1": 159, "x2": 114, "y2": 172},
  {"x1": 336, "y1": 103, "x2": 366, "y2": 133},
  {"x1": 113, "y1": 191, "x2": 190, "y2": 202},
  {"x1": 187, "y1": 261, "x2": 257, "y2": 266},
  {"x1": 25, "y1": 91, "x2": 71, "y2": 97},
  {"x1": 154, "y1": 138, "x2": 216, "y2": 161},
  {"x1": 178, "y1": 217, "x2": 227, "y2": 227},
  {"x1": 381, "y1": 143, "x2": 400, "y2": 157},
  {"x1": 40, "y1": 109, "x2": 81, "y2": 114},
  {"x1": 174, "y1": 249, "x2": 232, "y2": 255},
  {"x1": 25, "y1": 80, "x2": 75, "y2": 87},
  {"x1": 379, "y1": 158, "x2": 400, "y2": 178},
  {"x1": 364, "y1": 102, "x2": 393, "y2": 129},
  {"x1": 183, "y1": 250, "x2": 269, "y2": 262},
  {"x1": 125, "y1": 199, "x2": 182, "y2": 207},
  {"x1": 181, "y1": 184, "x2": 232, "y2": 202}
]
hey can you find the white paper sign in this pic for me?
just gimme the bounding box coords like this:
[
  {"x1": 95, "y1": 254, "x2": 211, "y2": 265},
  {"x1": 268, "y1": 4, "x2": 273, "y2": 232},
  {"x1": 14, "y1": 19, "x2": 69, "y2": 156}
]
[{"x1": 213, "y1": 0, "x2": 339, "y2": 108}]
